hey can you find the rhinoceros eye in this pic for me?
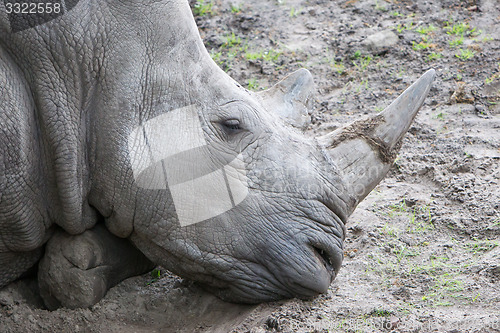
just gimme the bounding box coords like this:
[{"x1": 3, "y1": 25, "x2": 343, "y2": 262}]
[{"x1": 220, "y1": 119, "x2": 242, "y2": 132}]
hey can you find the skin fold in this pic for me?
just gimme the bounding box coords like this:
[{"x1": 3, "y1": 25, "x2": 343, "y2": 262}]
[{"x1": 0, "y1": 0, "x2": 434, "y2": 308}]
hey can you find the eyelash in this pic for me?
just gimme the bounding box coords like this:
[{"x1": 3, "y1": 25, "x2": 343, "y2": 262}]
[
  {"x1": 221, "y1": 119, "x2": 242, "y2": 131},
  {"x1": 224, "y1": 123, "x2": 241, "y2": 130}
]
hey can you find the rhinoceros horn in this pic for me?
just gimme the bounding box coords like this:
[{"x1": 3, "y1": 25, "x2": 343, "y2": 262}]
[
  {"x1": 257, "y1": 68, "x2": 315, "y2": 129},
  {"x1": 317, "y1": 69, "x2": 436, "y2": 215}
]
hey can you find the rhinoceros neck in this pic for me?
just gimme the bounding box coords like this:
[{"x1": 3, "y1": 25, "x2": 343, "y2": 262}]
[{"x1": 0, "y1": 0, "x2": 241, "y2": 236}]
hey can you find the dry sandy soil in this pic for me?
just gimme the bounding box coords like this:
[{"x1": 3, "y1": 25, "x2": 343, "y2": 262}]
[{"x1": 1, "y1": 0, "x2": 499, "y2": 332}]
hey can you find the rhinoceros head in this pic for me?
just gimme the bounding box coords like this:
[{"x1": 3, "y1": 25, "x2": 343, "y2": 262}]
[
  {"x1": 86, "y1": 1, "x2": 434, "y2": 303},
  {"x1": 0, "y1": 0, "x2": 434, "y2": 303}
]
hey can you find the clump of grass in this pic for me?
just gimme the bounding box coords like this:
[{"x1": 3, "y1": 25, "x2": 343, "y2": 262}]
[
  {"x1": 210, "y1": 40, "x2": 243, "y2": 72},
  {"x1": 222, "y1": 32, "x2": 241, "y2": 48},
  {"x1": 374, "y1": 0, "x2": 388, "y2": 11},
  {"x1": 289, "y1": 6, "x2": 302, "y2": 17},
  {"x1": 455, "y1": 48, "x2": 476, "y2": 61},
  {"x1": 449, "y1": 36, "x2": 464, "y2": 47},
  {"x1": 427, "y1": 52, "x2": 443, "y2": 62},
  {"x1": 247, "y1": 78, "x2": 259, "y2": 91},
  {"x1": 421, "y1": 273, "x2": 469, "y2": 307},
  {"x1": 381, "y1": 223, "x2": 400, "y2": 237},
  {"x1": 481, "y1": 35, "x2": 494, "y2": 42},
  {"x1": 352, "y1": 53, "x2": 372, "y2": 72},
  {"x1": 210, "y1": 51, "x2": 222, "y2": 64},
  {"x1": 332, "y1": 60, "x2": 345, "y2": 75},
  {"x1": 395, "y1": 21, "x2": 415, "y2": 33},
  {"x1": 384, "y1": 199, "x2": 434, "y2": 233},
  {"x1": 412, "y1": 40, "x2": 434, "y2": 51},
  {"x1": 408, "y1": 205, "x2": 434, "y2": 233},
  {"x1": 484, "y1": 217, "x2": 500, "y2": 230},
  {"x1": 370, "y1": 309, "x2": 393, "y2": 317},
  {"x1": 193, "y1": 0, "x2": 213, "y2": 16},
  {"x1": 484, "y1": 63, "x2": 500, "y2": 84},
  {"x1": 395, "y1": 245, "x2": 421, "y2": 262},
  {"x1": 245, "y1": 49, "x2": 281, "y2": 62},
  {"x1": 386, "y1": 199, "x2": 408, "y2": 217},
  {"x1": 416, "y1": 24, "x2": 437, "y2": 35},
  {"x1": 434, "y1": 112, "x2": 446, "y2": 120},
  {"x1": 444, "y1": 21, "x2": 476, "y2": 37},
  {"x1": 412, "y1": 35, "x2": 436, "y2": 51},
  {"x1": 463, "y1": 238, "x2": 499, "y2": 254},
  {"x1": 146, "y1": 268, "x2": 161, "y2": 285},
  {"x1": 230, "y1": 4, "x2": 241, "y2": 13}
]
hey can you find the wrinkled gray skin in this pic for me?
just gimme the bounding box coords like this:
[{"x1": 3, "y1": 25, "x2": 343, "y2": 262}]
[{"x1": 0, "y1": 0, "x2": 434, "y2": 309}]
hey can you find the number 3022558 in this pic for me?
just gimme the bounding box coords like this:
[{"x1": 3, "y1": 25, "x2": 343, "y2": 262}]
[{"x1": 5, "y1": 2, "x2": 62, "y2": 14}]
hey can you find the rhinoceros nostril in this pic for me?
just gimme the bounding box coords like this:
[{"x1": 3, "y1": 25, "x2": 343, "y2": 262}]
[{"x1": 311, "y1": 245, "x2": 336, "y2": 279}]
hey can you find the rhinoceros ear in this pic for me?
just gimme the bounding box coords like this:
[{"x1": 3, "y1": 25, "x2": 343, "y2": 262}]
[
  {"x1": 257, "y1": 68, "x2": 314, "y2": 129},
  {"x1": 318, "y1": 69, "x2": 436, "y2": 214}
]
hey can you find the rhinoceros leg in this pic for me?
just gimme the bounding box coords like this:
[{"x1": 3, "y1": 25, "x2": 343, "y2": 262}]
[
  {"x1": 38, "y1": 224, "x2": 154, "y2": 309},
  {"x1": 0, "y1": 45, "x2": 48, "y2": 289}
]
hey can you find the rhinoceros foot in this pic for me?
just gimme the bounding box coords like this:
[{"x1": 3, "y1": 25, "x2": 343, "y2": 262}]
[{"x1": 38, "y1": 224, "x2": 154, "y2": 309}]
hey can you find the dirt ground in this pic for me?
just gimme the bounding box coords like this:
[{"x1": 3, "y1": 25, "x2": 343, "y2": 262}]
[{"x1": 1, "y1": 0, "x2": 499, "y2": 332}]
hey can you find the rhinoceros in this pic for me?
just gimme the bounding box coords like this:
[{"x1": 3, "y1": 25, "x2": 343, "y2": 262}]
[{"x1": 0, "y1": 0, "x2": 435, "y2": 309}]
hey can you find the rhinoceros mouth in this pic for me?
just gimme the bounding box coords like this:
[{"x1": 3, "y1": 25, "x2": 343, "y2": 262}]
[{"x1": 281, "y1": 244, "x2": 338, "y2": 298}]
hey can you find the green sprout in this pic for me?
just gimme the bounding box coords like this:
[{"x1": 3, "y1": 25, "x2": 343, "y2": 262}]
[
  {"x1": 416, "y1": 24, "x2": 437, "y2": 35},
  {"x1": 352, "y1": 55, "x2": 372, "y2": 71},
  {"x1": 247, "y1": 78, "x2": 259, "y2": 91},
  {"x1": 245, "y1": 49, "x2": 281, "y2": 62},
  {"x1": 449, "y1": 36, "x2": 464, "y2": 47},
  {"x1": 455, "y1": 48, "x2": 476, "y2": 61},
  {"x1": 230, "y1": 4, "x2": 241, "y2": 13},
  {"x1": 146, "y1": 268, "x2": 161, "y2": 285},
  {"x1": 427, "y1": 52, "x2": 443, "y2": 61},
  {"x1": 412, "y1": 40, "x2": 433, "y2": 51},
  {"x1": 445, "y1": 21, "x2": 475, "y2": 36},
  {"x1": 222, "y1": 32, "x2": 241, "y2": 48},
  {"x1": 193, "y1": 0, "x2": 213, "y2": 16}
]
